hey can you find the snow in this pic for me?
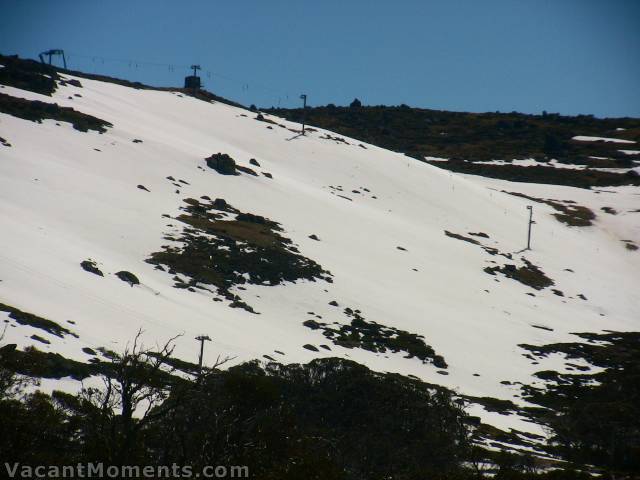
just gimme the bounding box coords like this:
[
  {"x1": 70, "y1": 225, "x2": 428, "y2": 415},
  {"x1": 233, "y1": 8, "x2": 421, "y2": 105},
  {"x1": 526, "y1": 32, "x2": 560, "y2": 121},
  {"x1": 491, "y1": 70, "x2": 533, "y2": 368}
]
[
  {"x1": 1, "y1": 74, "x2": 638, "y2": 436},
  {"x1": 572, "y1": 135, "x2": 636, "y2": 144},
  {"x1": 619, "y1": 149, "x2": 640, "y2": 155},
  {"x1": 465, "y1": 403, "x2": 545, "y2": 437},
  {"x1": 472, "y1": 158, "x2": 590, "y2": 170}
]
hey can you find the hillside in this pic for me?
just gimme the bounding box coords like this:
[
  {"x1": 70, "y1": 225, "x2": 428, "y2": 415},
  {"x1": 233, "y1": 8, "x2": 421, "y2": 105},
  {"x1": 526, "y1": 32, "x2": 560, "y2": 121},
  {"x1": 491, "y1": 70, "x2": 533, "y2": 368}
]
[
  {"x1": 1, "y1": 55, "x2": 639, "y2": 475},
  {"x1": 265, "y1": 103, "x2": 640, "y2": 189}
]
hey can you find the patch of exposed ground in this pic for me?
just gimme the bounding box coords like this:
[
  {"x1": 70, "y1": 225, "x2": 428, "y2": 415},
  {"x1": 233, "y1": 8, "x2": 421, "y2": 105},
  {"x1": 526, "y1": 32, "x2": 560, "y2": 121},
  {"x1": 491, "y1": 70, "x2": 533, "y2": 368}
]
[
  {"x1": 80, "y1": 259, "x2": 103, "y2": 277},
  {"x1": 502, "y1": 191, "x2": 595, "y2": 227},
  {"x1": 444, "y1": 230, "x2": 513, "y2": 259},
  {"x1": 440, "y1": 160, "x2": 640, "y2": 189},
  {"x1": 147, "y1": 197, "x2": 331, "y2": 312},
  {"x1": 0, "y1": 93, "x2": 112, "y2": 133},
  {"x1": 484, "y1": 258, "x2": 554, "y2": 290},
  {"x1": 443, "y1": 230, "x2": 554, "y2": 290},
  {"x1": 0, "y1": 54, "x2": 60, "y2": 95},
  {"x1": 517, "y1": 332, "x2": 640, "y2": 473},
  {"x1": 0, "y1": 303, "x2": 78, "y2": 339},
  {"x1": 303, "y1": 307, "x2": 447, "y2": 368},
  {"x1": 204, "y1": 153, "x2": 263, "y2": 177}
]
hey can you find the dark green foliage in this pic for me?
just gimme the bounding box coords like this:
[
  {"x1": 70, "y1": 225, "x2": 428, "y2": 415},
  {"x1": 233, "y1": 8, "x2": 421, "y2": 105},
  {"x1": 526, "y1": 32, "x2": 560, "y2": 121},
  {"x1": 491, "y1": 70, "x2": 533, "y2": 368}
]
[
  {"x1": 267, "y1": 104, "x2": 640, "y2": 162},
  {"x1": 1, "y1": 331, "x2": 631, "y2": 477},
  {"x1": 0, "y1": 341, "x2": 471, "y2": 478},
  {"x1": 484, "y1": 259, "x2": 554, "y2": 290},
  {"x1": 0, "y1": 303, "x2": 77, "y2": 338},
  {"x1": 0, "y1": 93, "x2": 112, "y2": 133},
  {"x1": 465, "y1": 396, "x2": 518, "y2": 415},
  {"x1": 2, "y1": 346, "x2": 96, "y2": 380},
  {"x1": 519, "y1": 332, "x2": 640, "y2": 473},
  {"x1": 149, "y1": 358, "x2": 469, "y2": 479},
  {"x1": 0, "y1": 54, "x2": 59, "y2": 95},
  {"x1": 147, "y1": 198, "x2": 331, "y2": 308},
  {"x1": 440, "y1": 160, "x2": 640, "y2": 189},
  {"x1": 0, "y1": 392, "x2": 77, "y2": 466},
  {"x1": 303, "y1": 308, "x2": 448, "y2": 368},
  {"x1": 543, "y1": 132, "x2": 565, "y2": 156},
  {"x1": 502, "y1": 191, "x2": 595, "y2": 226}
]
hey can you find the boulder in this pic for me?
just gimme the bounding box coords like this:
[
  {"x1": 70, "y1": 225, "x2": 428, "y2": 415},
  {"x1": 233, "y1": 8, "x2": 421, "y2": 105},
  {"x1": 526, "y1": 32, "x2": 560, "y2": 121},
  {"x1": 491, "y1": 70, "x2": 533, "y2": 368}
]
[{"x1": 205, "y1": 153, "x2": 237, "y2": 175}]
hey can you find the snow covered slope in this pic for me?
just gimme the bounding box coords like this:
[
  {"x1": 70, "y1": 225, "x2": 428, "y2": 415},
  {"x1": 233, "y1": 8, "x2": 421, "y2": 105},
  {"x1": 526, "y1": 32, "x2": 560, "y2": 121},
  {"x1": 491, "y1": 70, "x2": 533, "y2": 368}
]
[{"x1": 1, "y1": 72, "x2": 638, "y2": 436}]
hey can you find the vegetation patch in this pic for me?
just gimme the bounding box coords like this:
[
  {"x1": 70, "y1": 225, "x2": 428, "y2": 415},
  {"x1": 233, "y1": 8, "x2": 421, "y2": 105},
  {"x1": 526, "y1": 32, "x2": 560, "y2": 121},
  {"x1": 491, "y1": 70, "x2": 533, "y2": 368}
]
[
  {"x1": 1, "y1": 345, "x2": 94, "y2": 380},
  {"x1": 518, "y1": 332, "x2": 640, "y2": 474},
  {"x1": 205, "y1": 152, "x2": 237, "y2": 175},
  {"x1": 0, "y1": 303, "x2": 77, "y2": 339},
  {"x1": 204, "y1": 153, "x2": 259, "y2": 177},
  {"x1": 0, "y1": 93, "x2": 112, "y2": 133},
  {"x1": 30, "y1": 334, "x2": 50, "y2": 345},
  {"x1": 0, "y1": 349, "x2": 474, "y2": 477},
  {"x1": 464, "y1": 396, "x2": 519, "y2": 415},
  {"x1": 484, "y1": 258, "x2": 554, "y2": 290},
  {"x1": 147, "y1": 198, "x2": 331, "y2": 310},
  {"x1": 303, "y1": 307, "x2": 447, "y2": 368},
  {"x1": 445, "y1": 230, "x2": 481, "y2": 245},
  {"x1": 437, "y1": 160, "x2": 640, "y2": 189},
  {"x1": 445, "y1": 230, "x2": 512, "y2": 258},
  {"x1": 503, "y1": 191, "x2": 595, "y2": 226},
  {"x1": 115, "y1": 271, "x2": 139, "y2": 286},
  {"x1": 80, "y1": 259, "x2": 103, "y2": 277},
  {"x1": 0, "y1": 54, "x2": 59, "y2": 95}
]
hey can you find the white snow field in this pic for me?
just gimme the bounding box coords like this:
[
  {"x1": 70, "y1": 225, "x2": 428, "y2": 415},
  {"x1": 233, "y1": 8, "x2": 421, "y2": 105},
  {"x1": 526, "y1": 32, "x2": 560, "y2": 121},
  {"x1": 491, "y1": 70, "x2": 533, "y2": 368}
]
[
  {"x1": 572, "y1": 135, "x2": 636, "y2": 144},
  {"x1": 1, "y1": 74, "x2": 639, "y2": 437}
]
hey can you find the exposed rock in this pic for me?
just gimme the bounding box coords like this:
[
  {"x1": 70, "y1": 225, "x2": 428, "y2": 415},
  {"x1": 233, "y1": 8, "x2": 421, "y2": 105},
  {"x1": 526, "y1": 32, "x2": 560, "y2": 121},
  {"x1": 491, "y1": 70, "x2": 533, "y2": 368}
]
[
  {"x1": 115, "y1": 270, "x2": 140, "y2": 286},
  {"x1": 80, "y1": 260, "x2": 104, "y2": 277},
  {"x1": 205, "y1": 153, "x2": 237, "y2": 175}
]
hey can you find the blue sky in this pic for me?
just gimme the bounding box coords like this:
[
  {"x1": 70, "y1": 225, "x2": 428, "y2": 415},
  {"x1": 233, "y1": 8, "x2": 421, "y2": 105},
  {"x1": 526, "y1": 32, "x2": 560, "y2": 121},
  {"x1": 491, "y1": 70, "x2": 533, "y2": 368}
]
[{"x1": 1, "y1": 0, "x2": 638, "y2": 117}]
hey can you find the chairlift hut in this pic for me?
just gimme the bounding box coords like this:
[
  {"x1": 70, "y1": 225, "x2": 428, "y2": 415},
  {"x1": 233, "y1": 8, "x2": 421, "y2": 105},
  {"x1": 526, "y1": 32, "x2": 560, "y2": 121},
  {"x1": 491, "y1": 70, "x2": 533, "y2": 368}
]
[{"x1": 184, "y1": 64, "x2": 201, "y2": 91}]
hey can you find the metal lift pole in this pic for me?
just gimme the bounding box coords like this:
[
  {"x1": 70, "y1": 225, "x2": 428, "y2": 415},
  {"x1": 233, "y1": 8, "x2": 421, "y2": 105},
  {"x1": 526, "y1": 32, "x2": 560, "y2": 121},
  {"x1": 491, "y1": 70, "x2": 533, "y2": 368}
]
[
  {"x1": 300, "y1": 94, "x2": 307, "y2": 135},
  {"x1": 526, "y1": 206, "x2": 534, "y2": 250}
]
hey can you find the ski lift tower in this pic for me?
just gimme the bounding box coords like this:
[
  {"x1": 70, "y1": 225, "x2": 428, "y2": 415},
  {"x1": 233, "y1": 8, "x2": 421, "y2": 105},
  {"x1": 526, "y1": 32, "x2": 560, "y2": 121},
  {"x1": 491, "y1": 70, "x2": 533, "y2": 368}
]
[{"x1": 39, "y1": 49, "x2": 67, "y2": 69}]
